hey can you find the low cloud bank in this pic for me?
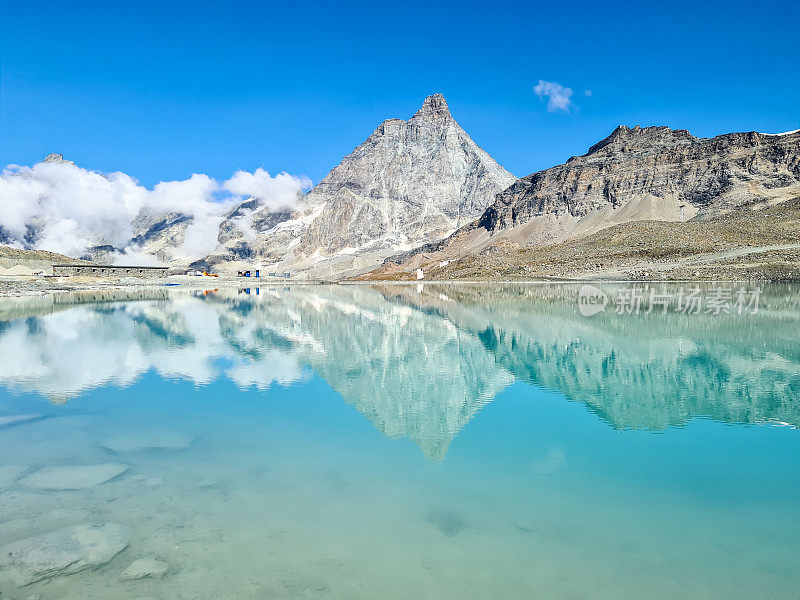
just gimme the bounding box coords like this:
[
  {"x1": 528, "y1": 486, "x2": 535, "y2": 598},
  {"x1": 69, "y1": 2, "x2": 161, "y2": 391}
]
[{"x1": 0, "y1": 157, "x2": 311, "y2": 262}]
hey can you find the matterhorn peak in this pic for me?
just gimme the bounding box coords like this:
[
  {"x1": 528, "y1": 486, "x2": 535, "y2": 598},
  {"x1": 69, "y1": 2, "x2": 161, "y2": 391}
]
[
  {"x1": 414, "y1": 93, "x2": 450, "y2": 119},
  {"x1": 197, "y1": 92, "x2": 516, "y2": 274}
]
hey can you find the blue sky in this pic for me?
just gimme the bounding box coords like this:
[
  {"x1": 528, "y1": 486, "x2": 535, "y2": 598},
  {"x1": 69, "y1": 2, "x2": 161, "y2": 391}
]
[{"x1": 1, "y1": 0, "x2": 798, "y2": 186}]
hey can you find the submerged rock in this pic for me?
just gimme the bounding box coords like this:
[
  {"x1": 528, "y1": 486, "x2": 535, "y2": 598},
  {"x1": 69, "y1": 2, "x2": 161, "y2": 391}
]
[
  {"x1": 20, "y1": 463, "x2": 128, "y2": 490},
  {"x1": 120, "y1": 557, "x2": 169, "y2": 580},
  {"x1": 0, "y1": 523, "x2": 130, "y2": 586},
  {"x1": 102, "y1": 430, "x2": 193, "y2": 453},
  {"x1": 511, "y1": 518, "x2": 539, "y2": 534},
  {"x1": 426, "y1": 510, "x2": 468, "y2": 537},
  {"x1": 0, "y1": 465, "x2": 29, "y2": 487},
  {"x1": 0, "y1": 414, "x2": 42, "y2": 428}
]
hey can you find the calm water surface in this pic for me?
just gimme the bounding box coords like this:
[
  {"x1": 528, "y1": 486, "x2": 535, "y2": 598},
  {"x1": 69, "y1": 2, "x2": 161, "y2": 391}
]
[{"x1": 0, "y1": 283, "x2": 798, "y2": 599}]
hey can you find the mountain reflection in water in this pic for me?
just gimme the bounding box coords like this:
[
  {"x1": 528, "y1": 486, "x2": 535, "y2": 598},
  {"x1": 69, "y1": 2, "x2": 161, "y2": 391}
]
[{"x1": 0, "y1": 283, "x2": 797, "y2": 459}]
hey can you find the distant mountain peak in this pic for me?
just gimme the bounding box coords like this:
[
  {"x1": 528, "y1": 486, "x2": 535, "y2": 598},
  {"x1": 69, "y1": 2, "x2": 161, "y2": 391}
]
[{"x1": 42, "y1": 153, "x2": 76, "y2": 166}]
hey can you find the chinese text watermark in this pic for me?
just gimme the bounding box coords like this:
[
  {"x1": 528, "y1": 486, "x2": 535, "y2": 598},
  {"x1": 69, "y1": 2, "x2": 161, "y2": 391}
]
[{"x1": 577, "y1": 285, "x2": 761, "y2": 317}]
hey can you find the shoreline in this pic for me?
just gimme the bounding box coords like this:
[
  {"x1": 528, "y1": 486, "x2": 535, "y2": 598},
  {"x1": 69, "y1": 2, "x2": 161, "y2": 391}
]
[{"x1": 2, "y1": 273, "x2": 799, "y2": 298}]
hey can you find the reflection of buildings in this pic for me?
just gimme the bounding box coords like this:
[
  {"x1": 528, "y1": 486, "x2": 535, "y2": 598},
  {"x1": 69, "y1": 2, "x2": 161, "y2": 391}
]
[
  {"x1": 0, "y1": 289, "x2": 170, "y2": 322},
  {"x1": 0, "y1": 284, "x2": 797, "y2": 459}
]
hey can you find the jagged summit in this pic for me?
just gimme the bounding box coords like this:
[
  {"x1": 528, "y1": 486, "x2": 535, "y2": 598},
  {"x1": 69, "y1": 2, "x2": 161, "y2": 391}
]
[
  {"x1": 372, "y1": 94, "x2": 451, "y2": 137},
  {"x1": 414, "y1": 93, "x2": 450, "y2": 118}
]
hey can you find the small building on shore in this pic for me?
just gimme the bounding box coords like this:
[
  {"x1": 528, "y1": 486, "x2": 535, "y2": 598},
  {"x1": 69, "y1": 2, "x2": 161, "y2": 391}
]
[{"x1": 52, "y1": 264, "x2": 169, "y2": 278}]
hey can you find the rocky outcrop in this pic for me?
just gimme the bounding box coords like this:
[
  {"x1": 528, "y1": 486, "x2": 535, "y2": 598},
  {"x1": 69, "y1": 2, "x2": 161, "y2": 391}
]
[
  {"x1": 201, "y1": 94, "x2": 515, "y2": 276},
  {"x1": 382, "y1": 126, "x2": 800, "y2": 269},
  {"x1": 20, "y1": 463, "x2": 128, "y2": 490},
  {"x1": 120, "y1": 557, "x2": 169, "y2": 580},
  {"x1": 482, "y1": 126, "x2": 799, "y2": 232},
  {"x1": 0, "y1": 523, "x2": 130, "y2": 586}
]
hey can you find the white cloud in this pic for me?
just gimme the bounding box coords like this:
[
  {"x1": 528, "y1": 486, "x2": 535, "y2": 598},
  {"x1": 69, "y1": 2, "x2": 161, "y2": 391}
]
[
  {"x1": 0, "y1": 159, "x2": 311, "y2": 262},
  {"x1": 534, "y1": 80, "x2": 574, "y2": 112},
  {"x1": 0, "y1": 296, "x2": 306, "y2": 397},
  {"x1": 224, "y1": 168, "x2": 311, "y2": 211}
]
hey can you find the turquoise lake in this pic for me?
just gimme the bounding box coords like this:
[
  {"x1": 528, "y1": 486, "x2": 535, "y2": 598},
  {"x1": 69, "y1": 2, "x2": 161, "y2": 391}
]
[{"x1": 0, "y1": 283, "x2": 798, "y2": 599}]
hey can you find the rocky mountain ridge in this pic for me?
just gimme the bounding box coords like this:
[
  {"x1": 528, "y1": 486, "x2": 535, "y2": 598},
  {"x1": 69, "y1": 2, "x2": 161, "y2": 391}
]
[
  {"x1": 6, "y1": 116, "x2": 798, "y2": 280},
  {"x1": 484, "y1": 125, "x2": 799, "y2": 230},
  {"x1": 377, "y1": 125, "x2": 800, "y2": 274}
]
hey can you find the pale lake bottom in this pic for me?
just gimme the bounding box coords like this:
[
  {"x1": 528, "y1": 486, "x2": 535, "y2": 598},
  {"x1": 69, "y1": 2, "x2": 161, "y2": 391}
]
[{"x1": 0, "y1": 283, "x2": 798, "y2": 599}]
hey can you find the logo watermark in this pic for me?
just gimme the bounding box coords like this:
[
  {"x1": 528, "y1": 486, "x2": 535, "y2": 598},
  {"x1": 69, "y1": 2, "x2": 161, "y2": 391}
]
[
  {"x1": 577, "y1": 285, "x2": 761, "y2": 317},
  {"x1": 577, "y1": 285, "x2": 608, "y2": 317}
]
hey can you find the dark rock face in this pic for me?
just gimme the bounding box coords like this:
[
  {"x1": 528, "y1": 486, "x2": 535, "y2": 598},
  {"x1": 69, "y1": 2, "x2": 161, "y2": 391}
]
[
  {"x1": 131, "y1": 214, "x2": 191, "y2": 246},
  {"x1": 217, "y1": 207, "x2": 292, "y2": 246},
  {"x1": 480, "y1": 126, "x2": 800, "y2": 233},
  {"x1": 81, "y1": 244, "x2": 119, "y2": 261}
]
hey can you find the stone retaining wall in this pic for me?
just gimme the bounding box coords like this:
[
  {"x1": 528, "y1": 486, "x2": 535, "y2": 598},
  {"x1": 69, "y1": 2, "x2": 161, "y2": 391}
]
[{"x1": 52, "y1": 264, "x2": 168, "y2": 278}]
